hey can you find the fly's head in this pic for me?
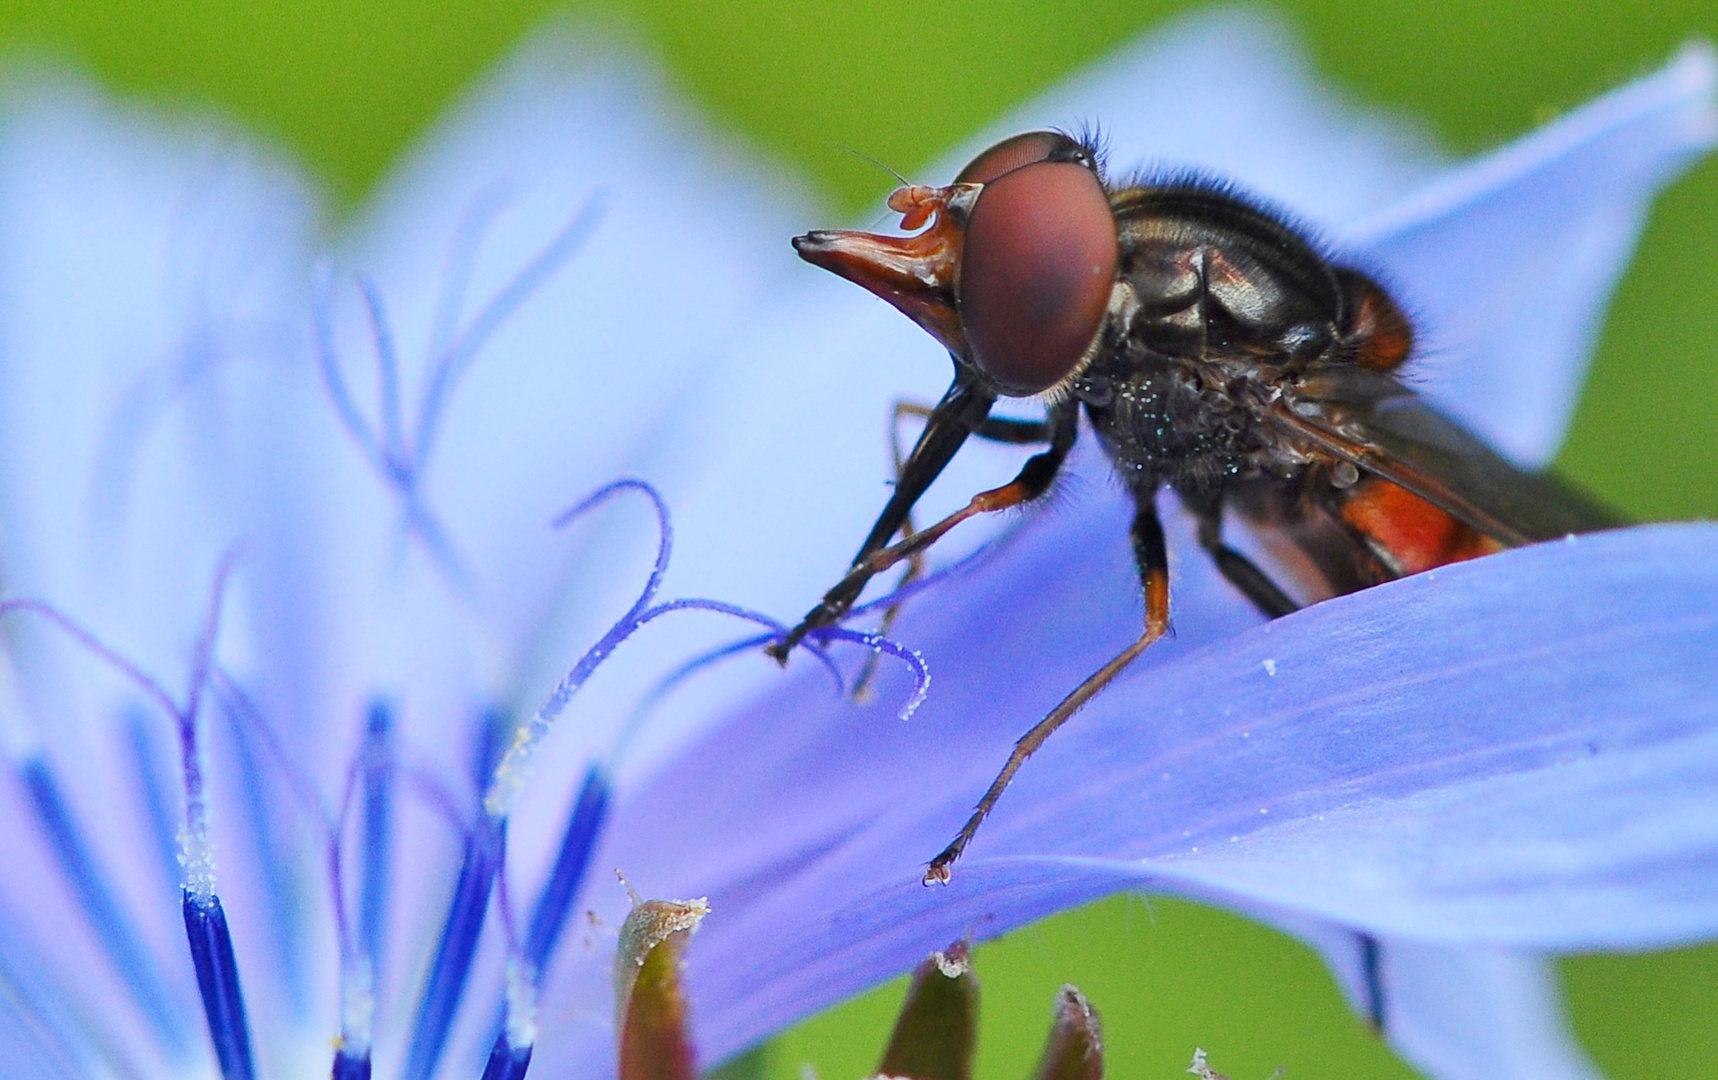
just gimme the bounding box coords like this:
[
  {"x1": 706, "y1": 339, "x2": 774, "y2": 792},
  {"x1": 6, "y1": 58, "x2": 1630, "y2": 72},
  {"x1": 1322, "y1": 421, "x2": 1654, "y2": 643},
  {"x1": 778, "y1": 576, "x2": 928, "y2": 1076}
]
[{"x1": 793, "y1": 131, "x2": 1122, "y2": 399}]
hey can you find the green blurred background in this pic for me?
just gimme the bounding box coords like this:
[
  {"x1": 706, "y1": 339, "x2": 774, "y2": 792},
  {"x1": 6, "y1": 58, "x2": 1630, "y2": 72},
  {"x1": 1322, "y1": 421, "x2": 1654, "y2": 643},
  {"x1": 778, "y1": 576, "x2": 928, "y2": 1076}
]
[{"x1": 1, "y1": 2, "x2": 1712, "y2": 1078}]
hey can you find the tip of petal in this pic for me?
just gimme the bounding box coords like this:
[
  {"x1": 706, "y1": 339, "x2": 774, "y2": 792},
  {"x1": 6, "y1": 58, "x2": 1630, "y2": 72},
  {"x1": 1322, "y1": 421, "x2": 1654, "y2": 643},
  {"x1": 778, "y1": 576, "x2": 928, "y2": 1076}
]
[
  {"x1": 616, "y1": 897, "x2": 709, "y2": 1080},
  {"x1": 1029, "y1": 986, "x2": 1104, "y2": 1080},
  {"x1": 617, "y1": 897, "x2": 710, "y2": 975},
  {"x1": 876, "y1": 943, "x2": 979, "y2": 1080}
]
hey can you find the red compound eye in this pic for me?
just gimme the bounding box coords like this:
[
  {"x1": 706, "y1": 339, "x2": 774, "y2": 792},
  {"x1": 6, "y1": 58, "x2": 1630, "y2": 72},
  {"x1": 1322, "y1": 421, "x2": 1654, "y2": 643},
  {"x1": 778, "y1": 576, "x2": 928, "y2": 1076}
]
[
  {"x1": 957, "y1": 159, "x2": 1118, "y2": 396},
  {"x1": 955, "y1": 130, "x2": 1067, "y2": 184}
]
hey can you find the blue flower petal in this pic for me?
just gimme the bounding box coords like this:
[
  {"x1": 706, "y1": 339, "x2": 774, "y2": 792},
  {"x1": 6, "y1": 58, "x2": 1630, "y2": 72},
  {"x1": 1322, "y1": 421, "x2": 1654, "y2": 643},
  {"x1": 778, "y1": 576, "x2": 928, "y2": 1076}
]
[
  {"x1": 2, "y1": 15, "x2": 1713, "y2": 1080},
  {"x1": 1348, "y1": 43, "x2": 1718, "y2": 464},
  {"x1": 1378, "y1": 943, "x2": 1600, "y2": 1080}
]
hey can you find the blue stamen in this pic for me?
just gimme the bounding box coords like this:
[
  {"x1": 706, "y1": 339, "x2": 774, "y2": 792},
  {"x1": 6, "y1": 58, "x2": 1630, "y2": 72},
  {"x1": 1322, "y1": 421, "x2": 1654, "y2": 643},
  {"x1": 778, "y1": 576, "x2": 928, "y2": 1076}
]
[
  {"x1": 617, "y1": 540, "x2": 957, "y2": 763},
  {"x1": 356, "y1": 277, "x2": 407, "y2": 472},
  {"x1": 805, "y1": 626, "x2": 931, "y2": 721},
  {"x1": 403, "y1": 818, "x2": 503, "y2": 1080},
  {"x1": 479, "y1": 1041, "x2": 533, "y2": 1080},
  {"x1": 330, "y1": 1050, "x2": 372, "y2": 1080},
  {"x1": 127, "y1": 707, "x2": 184, "y2": 895},
  {"x1": 399, "y1": 489, "x2": 473, "y2": 587},
  {"x1": 480, "y1": 766, "x2": 611, "y2": 1074},
  {"x1": 312, "y1": 263, "x2": 386, "y2": 475},
  {"x1": 463, "y1": 479, "x2": 924, "y2": 1080},
  {"x1": 0, "y1": 580, "x2": 262, "y2": 1078},
  {"x1": 484, "y1": 482, "x2": 677, "y2": 817},
  {"x1": 359, "y1": 703, "x2": 393, "y2": 979},
  {"x1": 183, "y1": 891, "x2": 256, "y2": 1080},
  {"x1": 20, "y1": 756, "x2": 187, "y2": 1055},
  {"x1": 424, "y1": 184, "x2": 517, "y2": 378},
  {"x1": 174, "y1": 557, "x2": 260, "y2": 1080}
]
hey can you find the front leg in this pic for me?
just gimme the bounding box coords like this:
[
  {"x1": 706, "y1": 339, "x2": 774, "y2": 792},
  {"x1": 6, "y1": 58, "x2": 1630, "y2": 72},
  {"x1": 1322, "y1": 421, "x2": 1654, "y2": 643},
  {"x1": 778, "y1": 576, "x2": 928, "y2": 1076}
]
[
  {"x1": 768, "y1": 389, "x2": 1077, "y2": 661},
  {"x1": 853, "y1": 402, "x2": 1059, "y2": 699},
  {"x1": 877, "y1": 401, "x2": 1058, "y2": 600}
]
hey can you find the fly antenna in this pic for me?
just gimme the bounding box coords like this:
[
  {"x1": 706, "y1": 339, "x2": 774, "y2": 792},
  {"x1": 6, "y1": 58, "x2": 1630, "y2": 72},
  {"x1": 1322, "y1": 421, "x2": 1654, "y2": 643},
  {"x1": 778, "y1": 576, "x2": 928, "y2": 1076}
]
[{"x1": 830, "y1": 142, "x2": 911, "y2": 187}]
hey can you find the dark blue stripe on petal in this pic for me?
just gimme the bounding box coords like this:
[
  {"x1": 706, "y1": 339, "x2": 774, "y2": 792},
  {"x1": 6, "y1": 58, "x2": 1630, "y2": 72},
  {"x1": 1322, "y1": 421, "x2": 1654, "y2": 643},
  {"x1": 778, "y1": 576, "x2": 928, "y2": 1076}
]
[
  {"x1": 403, "y1": 818, "x2": 502, "y2": 1080},
  {"x1": 21, "y1": 757, "x2": 188, "y2": 1055},
  {"x1": 479, "y1": 1040, "x2": 533, "y2": 1080},
  {"x1": 182, "y1": 891, "x2": 255, "y2": 1080},
  {"x1": 523, "y1": 766, "x2": 609, "y2": 970},
  {"x1": 478, "y1": 767, "x2": 610, "y2": 1077},
  {"x1": 331, "y1": 1050, "x2": 372, "y2": 1080},
  {"x1": 360, "y1": 703, "x2": 394, "y2": 980}
]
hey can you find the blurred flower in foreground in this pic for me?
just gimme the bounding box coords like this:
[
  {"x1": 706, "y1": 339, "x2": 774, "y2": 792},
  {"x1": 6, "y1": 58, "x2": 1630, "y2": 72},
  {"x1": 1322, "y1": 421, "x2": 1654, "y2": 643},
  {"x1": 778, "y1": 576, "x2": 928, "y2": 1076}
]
[{"x1": 0, "y1": 7, "x2": 1716, "y2": 1080}]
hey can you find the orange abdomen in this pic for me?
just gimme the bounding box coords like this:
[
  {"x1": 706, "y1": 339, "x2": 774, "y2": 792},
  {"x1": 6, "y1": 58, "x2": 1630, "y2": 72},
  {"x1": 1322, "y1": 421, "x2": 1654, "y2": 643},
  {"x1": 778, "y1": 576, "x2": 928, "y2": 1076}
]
[{"x1": 1340, "y1": 478, "x2": 1503, "y2": 576}]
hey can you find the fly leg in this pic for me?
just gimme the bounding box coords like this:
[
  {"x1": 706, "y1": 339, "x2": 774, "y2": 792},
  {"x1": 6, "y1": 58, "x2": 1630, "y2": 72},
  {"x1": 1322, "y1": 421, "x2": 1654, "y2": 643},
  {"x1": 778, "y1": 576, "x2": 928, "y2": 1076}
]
[
  {"x1": 852, "y1": 401, "x2": 1056, "y2": 699},
  {"x1": 766, "y1": 374, "x2": 995, "y2": 663},
  {"x1": 1180, "y1": 490, "x2": 1300, "y2": 619},
  {"x1": 925, "y1": 496, "x2": 1171, "y2": 884},
  {"x1": 770, "y1": 397, "x2": 1075, "y2": 661}
]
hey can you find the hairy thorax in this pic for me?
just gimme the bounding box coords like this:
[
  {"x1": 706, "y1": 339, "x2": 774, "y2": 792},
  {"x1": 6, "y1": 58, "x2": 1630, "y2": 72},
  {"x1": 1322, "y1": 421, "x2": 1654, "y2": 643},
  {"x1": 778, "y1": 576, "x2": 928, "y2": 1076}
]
[{"x1": 1058, "y1": 189, "x2": 1365, "y2": 497}]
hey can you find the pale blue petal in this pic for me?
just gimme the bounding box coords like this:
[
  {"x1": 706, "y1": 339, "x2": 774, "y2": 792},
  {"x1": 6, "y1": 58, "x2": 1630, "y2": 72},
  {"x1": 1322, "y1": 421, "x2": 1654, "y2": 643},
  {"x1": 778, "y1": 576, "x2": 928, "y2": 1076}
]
[
  {"x1": 1378, "y1": 943, "x2": 1601, "y2": 1080},
  {"x1": 1347, "y1": 43, "x2": 1718, "y2": 464},
  {"x1": 1225, "y1": 907, "x2": 1602, "y2": 1080}
]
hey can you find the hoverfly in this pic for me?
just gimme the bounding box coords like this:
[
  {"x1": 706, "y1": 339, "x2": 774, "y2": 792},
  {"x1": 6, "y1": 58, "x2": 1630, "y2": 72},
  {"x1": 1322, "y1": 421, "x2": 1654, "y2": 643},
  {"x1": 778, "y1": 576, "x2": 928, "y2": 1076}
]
[{"x1": 766, "y1": 130, "x2": 1620, "y2": 884}]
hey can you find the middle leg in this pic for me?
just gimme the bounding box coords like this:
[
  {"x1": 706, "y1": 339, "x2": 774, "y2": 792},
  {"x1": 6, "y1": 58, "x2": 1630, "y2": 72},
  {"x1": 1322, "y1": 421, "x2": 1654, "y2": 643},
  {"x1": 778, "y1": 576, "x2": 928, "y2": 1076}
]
[
  {"x1": 1179, "y1": 488, "x2": 1301, "y2": 619},
  {"x1": 925, "y1": 493, "x2": 1172, "y2": 884}
]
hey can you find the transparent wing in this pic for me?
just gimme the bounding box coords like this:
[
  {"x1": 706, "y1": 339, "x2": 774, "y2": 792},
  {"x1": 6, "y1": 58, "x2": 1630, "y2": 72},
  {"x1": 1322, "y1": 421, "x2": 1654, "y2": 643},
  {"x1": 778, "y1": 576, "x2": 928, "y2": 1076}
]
[{"x1": 1272, "y1": 366, "x2": 1623, "y2": 546}]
